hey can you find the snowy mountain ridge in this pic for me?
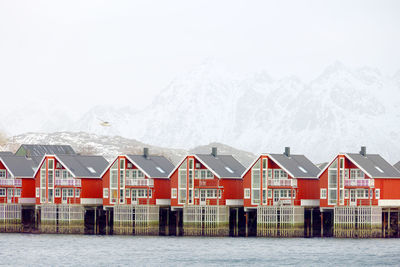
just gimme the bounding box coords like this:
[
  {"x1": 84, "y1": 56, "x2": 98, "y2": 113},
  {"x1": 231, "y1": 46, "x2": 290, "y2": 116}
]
[{"x1": 1, "y1": 61, "x2": 400, "y2": 164}]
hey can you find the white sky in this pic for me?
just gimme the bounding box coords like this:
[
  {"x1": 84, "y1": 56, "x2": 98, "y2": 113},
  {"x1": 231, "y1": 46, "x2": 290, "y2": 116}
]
[{"x1": 0, "y1": 0, "x2": 399, "y2": 115}]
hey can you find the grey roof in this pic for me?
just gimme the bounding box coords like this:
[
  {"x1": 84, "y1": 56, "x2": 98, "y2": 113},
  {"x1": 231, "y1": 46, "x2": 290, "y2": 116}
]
[
  {"x1": 18, "y1": 144, "x2": 76, "y2": 157},
  {"x1": 316, "y1": 162, "x2": 328, "y2": 170},
  {"x1": 127, "y1": 155, "x2": 174, "y2": 178},
  {"x1": 195, "y1": 154, "x2": 245, "y2": 178},
  {"x1": 268, "y1": 154, "x2": 321, "y2": 178},
  {"x1": 56, "y1": 154, "x2": 108, "y2": 178},
  {"x1": 346, "y1": 153, "x2": 400, "y2": 178},
  {"x1": 395, "y1": 161, "x2": 400, "y2": 172},
  {"x1": 0, "y1": 151, "x2": 13, "y2": 156},
  {"x1": 0, "y1": 155, "x2": 38, "y2": 178}
]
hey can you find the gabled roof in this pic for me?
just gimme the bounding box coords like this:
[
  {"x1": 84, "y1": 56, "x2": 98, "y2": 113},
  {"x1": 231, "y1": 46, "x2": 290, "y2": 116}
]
[
  {"x1": 0, "y1": 151, "x2": 13, "y2": 156},
  {"x1": 194, "y1": 154, "x2": 245, "y2": 178},
  {"x1": 126, "y1": 155, "x2": 174, "y2": 179},
  {"x1": 16, "y1": 144, "x2": 76, "y2": 157},
  {"x1": 317, "y1": 153, "x2": 400, "y2": 179},
  {"x1": 267, "y1": 154, "x2": 321, "y2": 179},
  {"x1": 346, "y1": 153, "x2": 400, "y2": 178},
  {"x1": 34, "y1": 154, "x2": 108, "y2": 179},
  {"x1": 0, "y1": 155, "x2": 38, "y2": 178},
  {"x1": 395, "y1": 161, "x2": 400, "y2": 172}
]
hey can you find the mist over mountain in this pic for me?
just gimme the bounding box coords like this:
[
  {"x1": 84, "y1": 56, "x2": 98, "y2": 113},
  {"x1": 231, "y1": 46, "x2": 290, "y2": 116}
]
[{"x1": 1, "y1": 61, "x2": 399, "y2": 164}]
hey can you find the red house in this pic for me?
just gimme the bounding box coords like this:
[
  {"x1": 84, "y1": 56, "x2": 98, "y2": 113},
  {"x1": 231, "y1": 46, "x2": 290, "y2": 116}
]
[
  {"x1": 101, "y1": 148, "x2": 174, "y2": 235},
  {"x1": 169, "y1": 147, "x2": 245, "y2": 236},
  {"x1": 33, "y1": 154, "x2": 108, "y2": 233},
  {"x1": 241, "y1": 147, "x2": 320, "y2": 237},
  {"x1": 318, "y1": 146, "x2": 400, "y2": 237},
  {"x1": 0, "y1": 153, "x2": 38, "y2": 232},
  {"x1": 101, "y1": 148, "x2": 174, "y2": 207}
]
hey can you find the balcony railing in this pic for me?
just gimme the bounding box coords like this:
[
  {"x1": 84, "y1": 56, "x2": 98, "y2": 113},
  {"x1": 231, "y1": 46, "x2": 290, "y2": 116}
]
[
  {"x1": 344, "y1": 179, "x2": 372, "y2": 187},
  {"x1": 126, "y1": 179, "x2": 154, "y2": 187},
  {"x1": 55, "y1": 179, "x2": 81, "y2": 187},
  {"x1": 0, "y1": 179, "x2": 22, "y2": 187},
  {"x1": 268, "y1": 179, "x2": 297, "y2": 187}
]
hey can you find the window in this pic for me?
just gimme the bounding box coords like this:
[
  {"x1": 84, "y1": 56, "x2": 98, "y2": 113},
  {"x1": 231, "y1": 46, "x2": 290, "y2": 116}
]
[
  {"x1": 268, "y1": 169, "x2": 272, "y2": 179},
  {"x1": 375, "y1": 189, "x2": 380, "y2": 199},
  {"x1": 36, "y1": 188, "x2": 40, "y2": 198},
  {"x1": 225, "y1": 166, "x2": 234, "y2": 174},
  {"x1": 87, "y1": 167, "x2": 96, "y2": 174},
  {"x1": 132, "y1": 170, "x2": 137, "y2": 179},
  {"x1": 125, "y1": 170, "x2": 131, "y2": 179},
  {"x1": 55, "y1": 188, "x2": 60, "y2": 197},
  {"x1": 138, "y1": 170, "x2": 144, "y2": 178},
  {"x1": 0, "y1": 170, "x2": 6, "y2": 178},
  {"x1": 195, "y1": 188, "x2": 199, "y2": 198},
  {"x1": 67, "y1": 188, "x2": 74, "y2": 197},
  {"x1": 207, "y1": 170, "x2": 213, "y2": 179},
  {"x1": 280, "y1": 170, "x2": 288, "y2": 178},
  {"x1": 345, "y1": 169, "x2": 349, "y2": 179},
  {"x1": 244, "y1": 188, "x2": 250, "y2": 199},
  {"x1": 62, "y1": 170, "x2": 68, "y2": 179},
  {"x1": 0, "y1": 188, "x2": 5, "y2": 197},
  {"x1": 218, "y1": 190, "x2": 222, "y2": 199},
  {"x1": 126, "y1": 189, "x2": 130, "y2": 198},
  {"x1": 171, "y1": 188, "x2": 177, "y2": 199},
  {"x1": 274, "y1": 170, "x2": 280, "y2": 179},
  {"x1": 268, "y1": 189, "x2": 272, "y2": 199},
  {"x1": 345, "y1": 189, "x2": 349, "y2": 199},
  {"x1": 75, "y1": 189, "x2": 80, "y2": 198},
  {"x1": 103, "y1": 188, "x2": 109, "y2": 198},
  {"x1": 149, "y1": 189, "x2": 152, "y2": 198}
]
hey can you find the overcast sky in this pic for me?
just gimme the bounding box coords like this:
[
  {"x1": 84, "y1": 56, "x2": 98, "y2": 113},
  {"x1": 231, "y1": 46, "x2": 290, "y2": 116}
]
[{"x1": 0, "y1": 0, "x2": 399, "y2": 115}]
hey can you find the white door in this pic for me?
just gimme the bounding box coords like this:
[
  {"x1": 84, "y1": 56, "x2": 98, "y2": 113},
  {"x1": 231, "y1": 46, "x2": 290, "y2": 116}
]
[
  {"x1": 274, "y1": 190, "x2": 279, "y2": 204},
  {"x1": 62, "y1": 188, "x2": 68, "y2": 204},
  {"x1": 200, "y1": 190, "x2": 206, "y2": 205},
  {"x1": 131, "y1": 189, "x2": 137, "y2": 205},
  {"x1": 7, "y1": 188, "x2": 13, "y2": 203},
  {"x1": 350, "y1": 190, "x2": 356, "y2": 206}
]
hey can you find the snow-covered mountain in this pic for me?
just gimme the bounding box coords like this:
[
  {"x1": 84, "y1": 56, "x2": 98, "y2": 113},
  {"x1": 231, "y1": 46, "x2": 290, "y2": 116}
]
[
  {"x1": 1, "y1": 61, "x2": 400, "y2": 164},
  {"x1": 0, "y1": 132, "x2": 255, "y2": 166}
]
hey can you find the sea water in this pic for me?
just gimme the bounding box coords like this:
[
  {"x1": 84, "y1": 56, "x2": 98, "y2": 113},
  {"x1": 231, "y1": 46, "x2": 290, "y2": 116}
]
[{"x1": 0, "y1": 234, "x2": 399, "y2": 266}]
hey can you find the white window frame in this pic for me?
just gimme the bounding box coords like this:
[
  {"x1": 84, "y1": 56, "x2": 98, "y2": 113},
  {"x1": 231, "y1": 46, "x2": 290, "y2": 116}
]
[
  {"x1": 55, "y1": 188, "x2": 60, "y2": 197},
  {"x1": 14, "y1": 189, "x2": 21, "y2": 197},
  {"x1": 268, "y1": 189, "x2": 272, "y2": 199},
  {"x1": 171, "y1": 188, "x2": 177, "y2": 199},
  {"x1": 244, "y1": 188, "x2": 250, "y2": 199},
  {"x1": 103, "y1": 188, "x2": 109, "y2": 198},
  {"x1": 0, "y1": 170, "x2": 6, "y2": 178},
  {"x1": 344, "y1": 189, "x2": 349, "y2": 199},
  {"x1": 36, "y1": 188, "x2": 40, "y2": 198},
  {"x1": 75, "y1": 188, "x2": 80, "y2": 198},
  {"x1": 0, "y1": 188, "x2": 6, "y2": 197},
  {"x1": 126, "y1": 188, "x2": 130, "y2": 198},
  {"x1": 375, "y1": 189, "x2": 380, "y2": 199},
  {"x1": 320, "y1": 188, "x2": 327, "y2": 199}
]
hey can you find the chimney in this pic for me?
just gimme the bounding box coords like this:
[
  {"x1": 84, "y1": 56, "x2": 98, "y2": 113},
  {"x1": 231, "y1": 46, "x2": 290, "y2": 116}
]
[
  {"x1": 211, "y1": 147, "x2": 217, "y2": 157},
  {"x1": 360, "y1": 146, "x2": 366, "y2": 157},
  {"x1": 284, "y1": 147, "x2": 290, "y2": 157},
  {"x1": 143, "y1": 147, "x2": 149, "y2": 159}
]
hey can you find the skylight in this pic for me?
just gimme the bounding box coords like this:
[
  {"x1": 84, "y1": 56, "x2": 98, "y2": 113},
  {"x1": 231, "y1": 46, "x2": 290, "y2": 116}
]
[
  {"x1": 225, "y1": 166, "x2": 234, "y2": 174},
  {"x1": 87, "y1": 167, "x2": 96, "y2": 174},
  {"x1": 156, "y1": 167, "x2": 165, "y2": 173},
  {"x1": 375, "y1": 166, "x2": 384, "y2": 173},
  {"x1": 298, "y1": 166, "x2": 307, "y2": 173}
]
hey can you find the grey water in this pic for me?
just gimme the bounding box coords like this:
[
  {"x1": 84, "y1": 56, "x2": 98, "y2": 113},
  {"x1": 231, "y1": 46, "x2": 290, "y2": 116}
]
[{"x1": 1, "y1": 234, "x2": 399, "y2": 266}]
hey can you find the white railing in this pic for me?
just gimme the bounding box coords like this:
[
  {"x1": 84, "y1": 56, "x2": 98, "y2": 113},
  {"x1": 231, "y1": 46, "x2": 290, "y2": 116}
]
[
  {"x1": 126, "y1": 179, "x2": 154, "y2": 187},
  {"x1": 0, "y1": 179, "x2": 22, "y2": 187},
  {"x1": 344, "y1": 179, "x2": 371, "y2": 187},
  {"x1": 55, "y1": 179, "x2": 81, "y2": 187},
  {"x1": 268, "y1": 179, "x2": 297, "y2": 187}
]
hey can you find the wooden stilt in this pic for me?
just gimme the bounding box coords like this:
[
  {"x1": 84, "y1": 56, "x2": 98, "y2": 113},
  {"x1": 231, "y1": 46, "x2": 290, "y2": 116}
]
[{"x1": 321, "y1": 212, "x2": 324, "y2": 237}]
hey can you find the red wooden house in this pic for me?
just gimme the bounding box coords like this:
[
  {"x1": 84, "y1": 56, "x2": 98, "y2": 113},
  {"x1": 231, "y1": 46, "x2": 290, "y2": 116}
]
[
  {"x1": 101, "y1": 148, "x2": 174, "y2": 207},
  {"x1": 0, "y1": 153, "x2": 39, "y2": 232},
  {"x1": 241, "y1": 147, "x2": 320, "y2": 237},
  {"x1": 101, "y1": 148, "x2": 174, "y2": 235},
  {"x1": 242, "y1": 147, "x2": 320, "y2": 208},
  {"x1": 170, "y1": 147, "x2": 245, "y2": 208},
  {"x1": 33, "y1": 154, "x2": 108, "y2": 206},
  {"x1": 318, "y1": 146, "x2": 400, "y2": 237},
  {"x1": 0, "y1": 154, "x2": 37, "y2": 205},
  {"x1": 169, "y1": 147, "x2": 245, "y2": 236}
]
